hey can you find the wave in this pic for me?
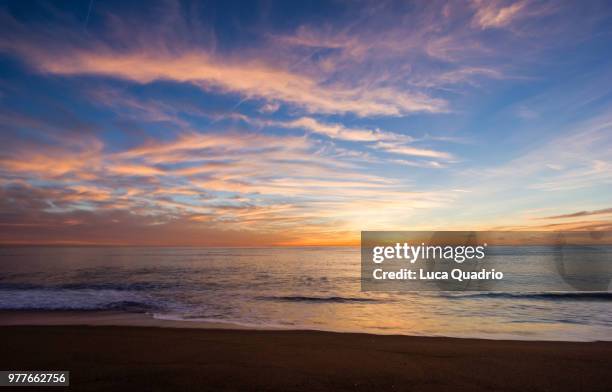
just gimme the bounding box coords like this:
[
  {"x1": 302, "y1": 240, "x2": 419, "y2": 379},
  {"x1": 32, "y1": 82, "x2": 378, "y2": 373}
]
[
  {"x1": 0, "y1": 282, "x2": 204, "y2": 291},
  {"x1": 101, "y1": 301, "x2": 160, "y2": 312},
  {"x1": 256, "y1": 295, "x2": 383, "y2": 303},
  {"x1": 440, "y1": 292, "x2": 612, "y2": 301},
  {"x1": 0, "y1": 289, "x2": 161, "y2": 312},
  {"x1": 0, "y1": 300, "x2": 158, "y2": 312}
]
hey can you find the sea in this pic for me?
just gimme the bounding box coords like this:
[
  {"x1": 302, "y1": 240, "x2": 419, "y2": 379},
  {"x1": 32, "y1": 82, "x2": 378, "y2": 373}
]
[{"x1": 0, "y1": 246, "x2": 610, "y2": 341}]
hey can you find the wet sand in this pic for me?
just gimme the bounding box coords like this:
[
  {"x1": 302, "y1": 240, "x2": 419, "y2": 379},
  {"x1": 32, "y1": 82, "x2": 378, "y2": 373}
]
[{"x1": 1, "y1": 321, "x2": 610, "y2": 391}]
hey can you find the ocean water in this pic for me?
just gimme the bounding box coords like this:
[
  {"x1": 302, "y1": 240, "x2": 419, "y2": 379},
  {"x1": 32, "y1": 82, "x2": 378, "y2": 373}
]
[{"x1": 0, "y1": 246, "x2": 610, "y2": 341}]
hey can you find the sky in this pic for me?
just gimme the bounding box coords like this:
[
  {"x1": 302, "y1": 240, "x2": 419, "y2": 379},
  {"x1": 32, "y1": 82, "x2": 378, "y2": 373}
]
[{"x1": 0, "y1": 0, "x2": 611, "y2": 246}]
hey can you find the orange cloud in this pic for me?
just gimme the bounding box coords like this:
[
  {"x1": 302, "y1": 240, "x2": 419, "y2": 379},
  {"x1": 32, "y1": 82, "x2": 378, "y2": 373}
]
[
  {"x1": 22, "y1": 49, "x2": 445, "y2": 117},
  {"x1": 536, "y1": 208, "x2": 612, "y2": 220}
]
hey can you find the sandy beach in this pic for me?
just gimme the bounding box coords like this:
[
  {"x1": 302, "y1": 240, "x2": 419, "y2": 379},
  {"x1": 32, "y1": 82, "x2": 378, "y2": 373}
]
[{"x1": 1, "y1": 316, "x2": 610, "y2": 391}]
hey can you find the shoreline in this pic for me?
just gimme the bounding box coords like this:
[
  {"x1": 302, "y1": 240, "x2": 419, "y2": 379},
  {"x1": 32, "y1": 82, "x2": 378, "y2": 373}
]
[
  {"x1": 1, "y1": 310, "x2": 611, "y2": 343},
  {"x1": 1, "y1": 324, "x2": 611, "y2": 391},
  {"x1": 0, "y1": 310, "x2": 265, "y2": 331}
]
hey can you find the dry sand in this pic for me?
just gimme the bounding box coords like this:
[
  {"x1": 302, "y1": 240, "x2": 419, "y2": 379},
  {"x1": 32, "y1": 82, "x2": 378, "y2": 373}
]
[{"x1": 1, "y1": 323, "x2": 610, "y2": 391}]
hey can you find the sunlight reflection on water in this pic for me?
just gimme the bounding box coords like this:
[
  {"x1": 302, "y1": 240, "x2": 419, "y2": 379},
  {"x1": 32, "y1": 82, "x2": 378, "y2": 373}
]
[{"x1": 0, "y1": 246, "x2": 610, "y2": 341}]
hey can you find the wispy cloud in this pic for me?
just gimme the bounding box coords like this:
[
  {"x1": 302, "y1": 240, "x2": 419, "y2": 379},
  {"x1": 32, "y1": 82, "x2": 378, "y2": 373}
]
[
  {"x1": 0, "y1": 9, "x2": 445, "y2": 117},
  {"x1": 246, "y1": 116, "x2": 453, "y2": 160},
  {"x1": 375, "y1": 142, "x2": 453, "y2": 160},
  {"x1": 536, "y1": 207, "x2": 612, "y2": 220},
  {"x1": 40, "y1": 50, "x2": 446, "y2": 116},
  {"x1": 274, "y1": 117, "x2": 409, "y2": 143},
  {"x1": 471, "y1": 0, "x2": 529, "y2": 29},
  {"x1": 0, "y1": 123, "x2": 455, "y2": 244}
]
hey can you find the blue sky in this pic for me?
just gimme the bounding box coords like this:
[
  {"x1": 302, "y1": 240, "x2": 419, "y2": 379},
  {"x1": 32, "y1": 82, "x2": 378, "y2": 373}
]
[{"x1": 0, "y1": 0, "x2": 611, "y2": 245}]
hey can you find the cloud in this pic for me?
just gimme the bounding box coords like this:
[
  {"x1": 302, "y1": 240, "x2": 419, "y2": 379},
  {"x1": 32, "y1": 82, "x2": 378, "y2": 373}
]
[
  {"x1": 0, "y1": 8, "x2": 445, "y2": 117},
  {"x1": 252, "y1": 116, "x2": 453, "y2": 161},
  {"x1": 50, "y1": 51, "x2": 445, "y2": 116},
  {"x1": 465, "y1": 113, "x2": 612, "y2": 192},
  {"x1": 491, "y1": 219, "x2": 612, "y2": 232},
  {"x1": 375, "y1": 142, "x2": 453, "y2": 160},
  {"x1": 0, "y1": 134, "x2": 104, "y2": 179},
  {"x1": 0, "y1": 123, "x2": 455, "y2": 245},
  {"x1": 392, "y1": 159, "x2": 447, "y2": 169},
  {"x1": 0, "y1": 0, "x2": 573, "y2": 123},
  {"x1": 435, "y1": 112, "x2": 612, "y2": 231},
  {"x1": 259, "y1": 101, "x2": 280, "y2": 114},
  {"x1": 536, "y1": 207, "x2": 612, "y2": 220},
  {"x1": 107, "y1": 164, "x2": 166, "y2": 177},
  {"x1": 0, "y1": 0, "x2": 606, "y2": 245},
  {"x1": 471, "y1": 0, "x2": 529, "y2": 29},
  {"x1": 272, "y1": 117, "x2": 410, "y2": 143},
  {"x1": 470, "y1": 0, "x2": 559, "y2": 31}
]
